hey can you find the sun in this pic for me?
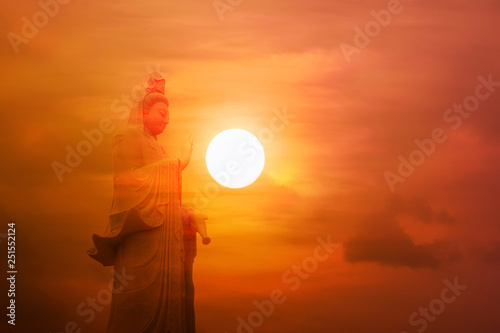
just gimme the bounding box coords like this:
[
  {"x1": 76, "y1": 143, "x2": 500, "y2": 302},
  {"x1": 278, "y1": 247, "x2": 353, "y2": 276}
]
[{"x1": 206, "y1": 129, "x2": 265, "y2": 189}]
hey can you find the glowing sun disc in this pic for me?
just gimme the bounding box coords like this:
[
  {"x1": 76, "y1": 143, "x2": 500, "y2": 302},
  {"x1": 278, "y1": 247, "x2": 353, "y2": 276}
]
[{"x1": 206, "y1": 129, "x2": 265, "y2": 189}]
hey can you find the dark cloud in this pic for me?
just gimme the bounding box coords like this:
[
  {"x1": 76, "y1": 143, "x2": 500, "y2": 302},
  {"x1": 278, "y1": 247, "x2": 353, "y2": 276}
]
[
  {"x1": 387, "y1": 194, "x2": 455, "y2": 224},
  {"x1": 343, "y1": 206, "x2": 461, "y2": 269}
]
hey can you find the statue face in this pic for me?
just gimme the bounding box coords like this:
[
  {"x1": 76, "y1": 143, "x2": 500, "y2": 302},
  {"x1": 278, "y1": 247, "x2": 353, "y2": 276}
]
[{"x1": 144, "y1": 102, "x2": 169, "y2": 136}]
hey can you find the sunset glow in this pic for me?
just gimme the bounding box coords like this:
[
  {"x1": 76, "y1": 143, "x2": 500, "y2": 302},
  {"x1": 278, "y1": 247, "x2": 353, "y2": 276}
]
[{"x1": 1, "y1": 0, "x2": 500, "y2": 332}]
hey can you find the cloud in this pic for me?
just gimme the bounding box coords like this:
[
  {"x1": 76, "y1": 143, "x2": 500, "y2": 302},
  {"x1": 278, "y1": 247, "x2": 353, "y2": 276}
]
[
  {"x1": 343, "y1": 194, "x2": 461, "y2": 269},
  {"x1": 387, "y1": 194, "x2": 456, "y2": 224},
  {"x1": 1, "y1": 0, "x2": 499, "y2": 332}
]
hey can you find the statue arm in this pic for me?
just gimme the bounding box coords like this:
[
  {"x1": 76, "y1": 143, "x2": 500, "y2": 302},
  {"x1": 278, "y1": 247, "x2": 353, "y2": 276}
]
[
  {"x1": 110, "y1": 129, "x2": 180, "y2": 215},
  {"x1": 112, "y1": 130, "x2": 179, "y2": 184},
  {"x1": 132, "y1": 157, "x2": 179, "y2": 180}
]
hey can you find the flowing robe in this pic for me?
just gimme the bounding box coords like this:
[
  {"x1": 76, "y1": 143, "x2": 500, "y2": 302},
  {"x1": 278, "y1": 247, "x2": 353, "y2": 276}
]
[{"x1": 88, "y1": 127, "x2": 199, "y2": 333}]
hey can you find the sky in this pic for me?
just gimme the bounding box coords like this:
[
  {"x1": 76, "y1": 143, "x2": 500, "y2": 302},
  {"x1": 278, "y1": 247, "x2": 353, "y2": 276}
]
[{"x1": 1, "y1": 0, "x2": 500, "y2": 332}]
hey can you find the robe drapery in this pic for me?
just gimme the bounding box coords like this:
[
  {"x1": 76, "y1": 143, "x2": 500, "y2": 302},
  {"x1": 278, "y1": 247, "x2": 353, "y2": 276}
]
[{"x1": 88, "y1": 127, "x2": 204, "y2": 333}]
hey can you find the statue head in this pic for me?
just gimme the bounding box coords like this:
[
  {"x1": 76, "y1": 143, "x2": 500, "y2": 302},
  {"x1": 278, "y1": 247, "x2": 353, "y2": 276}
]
[
  {"x1": 126, "y1": 72, "x2": 170, "y2": 136},
  {"x1": 143, "y1": 92, "x2": 169, "y2": 137}
]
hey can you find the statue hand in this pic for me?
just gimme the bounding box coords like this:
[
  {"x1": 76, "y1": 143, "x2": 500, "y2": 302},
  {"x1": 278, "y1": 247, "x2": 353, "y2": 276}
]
[
  {"x1": 183, "y1": 134, "x2": 193, "y2": 157},
  {"x1": 180, "y1": 134, "x2": 193, "y2": 169},
  {"x1": 186, "y1": 134, "x2": 194, "y2": 150}
]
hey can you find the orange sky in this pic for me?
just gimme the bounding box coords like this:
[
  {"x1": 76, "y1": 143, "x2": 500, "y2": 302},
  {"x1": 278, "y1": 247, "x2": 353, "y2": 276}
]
[{"x1": 1, "y1": 0, "x2": 500, "y2": 332}]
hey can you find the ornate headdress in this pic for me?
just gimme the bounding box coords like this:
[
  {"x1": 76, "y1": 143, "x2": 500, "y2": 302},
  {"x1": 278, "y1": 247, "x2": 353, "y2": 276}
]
[{"x1": 127, "y1": 72, "x2": 167, "y2": 129}]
